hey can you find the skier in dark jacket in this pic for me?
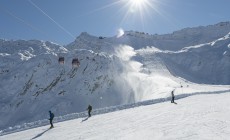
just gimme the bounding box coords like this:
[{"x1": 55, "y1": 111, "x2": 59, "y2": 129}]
[
  {"x1": 49, "y1": 111, "x2": 54, "y2": 128},
  {"x1": 171, "y1": 90, "x2": 175, "y2": 103},
  {"x1": 87, "y1": 105, "x2": 92, "y2": 117}
]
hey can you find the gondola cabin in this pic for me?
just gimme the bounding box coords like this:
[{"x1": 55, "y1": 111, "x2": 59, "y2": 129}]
[
  {"x1": 58, "y1": 57, "x2": 65, "y2": 64},
  {"x1": 72, "y1": 58, "x2": 80, "y2": 67}
]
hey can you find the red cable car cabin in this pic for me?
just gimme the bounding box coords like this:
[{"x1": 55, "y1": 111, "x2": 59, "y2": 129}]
[
  {"x1": 72, "y1": 58, "x2": 80, "y2": 67},
  {"x1": 58, "y1": 57, "x2": 65, "y2": 64}
]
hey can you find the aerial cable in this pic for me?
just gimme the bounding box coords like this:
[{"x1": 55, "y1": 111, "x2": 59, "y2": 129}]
[
  {"x1": 76, "y1": 0, "x2": 124, "y2": 18},
  {"x1": 0, "y1": 6, "x2": 50, "y2": 38},
  {"x1": 28, "y1": 0, "x2": 75, "y2": 39}
]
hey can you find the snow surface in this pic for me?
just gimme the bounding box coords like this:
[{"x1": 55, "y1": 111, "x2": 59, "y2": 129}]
[
  {"x1": 1, "y1": 92, "x2": 230, "y2": 140},
  {"x1": 0, "y1": 21, "x2": 230, "y2": 133}
]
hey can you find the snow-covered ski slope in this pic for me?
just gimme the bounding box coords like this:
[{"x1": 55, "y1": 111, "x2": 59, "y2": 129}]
[
  {"x1": 1, "y1": 91, "x2": 230, "y2": 140},
  {"x1": 0, "y1": 21, "x2": 230, "y2": 132}
]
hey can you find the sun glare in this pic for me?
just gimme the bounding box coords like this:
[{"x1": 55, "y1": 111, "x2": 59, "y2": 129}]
[
  {"x1": 132, "y1": 0, "x2": 147, "y2": 7},
  {"x1": 128, "y1": 0, "x2": 150, "y2": 11},
  {"x1": 122, "y1": 0, "x2": 158, "y2": 21},
  {"x1": 117, "y1": 0, "x2": 162, "y2": 33},
  {"x1": 81, "y1": 0, "x2": 161, "y2": 33}
]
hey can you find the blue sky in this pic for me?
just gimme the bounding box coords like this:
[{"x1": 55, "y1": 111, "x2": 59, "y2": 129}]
[{"x1": 0, "y1": 0, "x2": 229, "y2": 45}]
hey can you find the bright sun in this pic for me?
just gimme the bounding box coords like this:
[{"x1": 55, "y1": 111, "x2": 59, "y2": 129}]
[
  {"x1": 127, "y1": 0, "x2": 151, "y2": 13},
  {"x1": 132, "y1": 0, "x2": 147, "y2": 7},
  {"x1": 118, "y1": 0, "x2": 160, "y2": 31}
]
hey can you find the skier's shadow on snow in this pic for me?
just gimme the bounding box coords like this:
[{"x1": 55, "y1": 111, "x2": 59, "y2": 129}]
[
  {"x1": 31, "y1": 128, "x2": 50, "y2": 140},
  {"x1": 171, "y1": 102, "x2": 177, "y2": 105},
  {"x1": 81, "y1": 117, "x2": 89, "y2": 122}
]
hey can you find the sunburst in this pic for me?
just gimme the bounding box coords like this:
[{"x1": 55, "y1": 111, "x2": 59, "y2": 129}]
[
  {"x1": 129, "y1": 0, "x2": 149, "y2": 10},
  {"x1": 118, "y1": 0, "x2": 160, "y2": 29}
]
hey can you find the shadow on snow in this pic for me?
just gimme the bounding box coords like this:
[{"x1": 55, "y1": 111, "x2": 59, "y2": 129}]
[
  {"x1": 31, "y1": 128, "x2": 50, "y2": 140},
  {"x1": 1, "y1": 89, "x2": 229, "y2": 136}
]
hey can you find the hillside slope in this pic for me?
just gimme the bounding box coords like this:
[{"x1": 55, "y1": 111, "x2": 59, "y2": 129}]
[
  {"x1": 1, "y1": 92, "x2": 230, "y2": 140},
  {"x1": 0, "y1": 22, "x2": 230, "y2": 130},
  {"x1": 0, "y1": 40, "x2": 135, "y2": 130},
  {"x1": 157, "y1": 32, "x2": 230, "y2": 84}
]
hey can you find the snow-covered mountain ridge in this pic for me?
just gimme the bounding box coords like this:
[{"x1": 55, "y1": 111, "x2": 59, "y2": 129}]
[
  {"x1": 0, "y1": 21, "x2": 230, "y2": 131},
  {"x1": 68, "y1": 21, "x2": 230, "y2": 51}
]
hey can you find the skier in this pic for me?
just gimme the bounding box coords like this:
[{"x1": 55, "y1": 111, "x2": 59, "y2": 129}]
[
  {"x1": 87, "y1": 105, "x2": 92, "y2": 117},
  {"x1": 171, "y1": 90, "x2": 175, "y2": 103},
  {"x1": 49, "y1": 111, "x2": 54, "y2": 128}
]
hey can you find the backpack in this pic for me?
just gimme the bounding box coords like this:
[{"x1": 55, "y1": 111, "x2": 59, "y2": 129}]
[
  {"x1": 88, "y1": 105, "x2": 92, "y2": 111},
  {"x1": 51, "y1": 113, "x2": 54, "y2": 119}
]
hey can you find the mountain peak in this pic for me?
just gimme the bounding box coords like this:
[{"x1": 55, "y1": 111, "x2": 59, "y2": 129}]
[
  {"x1": 79, "y1": 32, "x2": 90, "y2": 36},
  {"x1": 215, "y1": 21, "x2": 230, "y2": 27},
  {"x1": 78, "y1": 32, "x2": 96, "y2": 38}
]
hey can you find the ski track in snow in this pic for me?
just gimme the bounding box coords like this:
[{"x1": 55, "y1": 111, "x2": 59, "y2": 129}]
[
  {"x1": 0, "y1": 88, "x2": 229, "y2": 136},
  {"x1": 0, "y1": 92, "x2": 230, "y2": 140}
]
